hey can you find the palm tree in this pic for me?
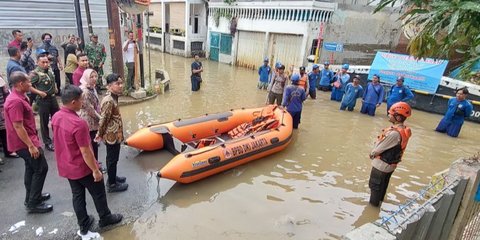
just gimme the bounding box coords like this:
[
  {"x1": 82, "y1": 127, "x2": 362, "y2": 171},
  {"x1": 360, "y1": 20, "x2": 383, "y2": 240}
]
[{"x1": 374, "y1": 0, "x2": 480, "y2": 79}]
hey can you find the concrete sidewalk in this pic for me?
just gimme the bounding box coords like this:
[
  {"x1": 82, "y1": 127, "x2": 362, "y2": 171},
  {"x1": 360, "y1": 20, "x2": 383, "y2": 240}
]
[{"x1": 0, "y1": 143, "x2": 171, "y2": 240}]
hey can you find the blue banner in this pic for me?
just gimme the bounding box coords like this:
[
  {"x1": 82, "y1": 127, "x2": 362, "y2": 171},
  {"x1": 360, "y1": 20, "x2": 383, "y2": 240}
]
[
  {"x1": 368, "y1": 52, "x2": 448, "y2": 93},
  {"x1": 323, "y1": 42, "x2": 343, "y2": 52}
]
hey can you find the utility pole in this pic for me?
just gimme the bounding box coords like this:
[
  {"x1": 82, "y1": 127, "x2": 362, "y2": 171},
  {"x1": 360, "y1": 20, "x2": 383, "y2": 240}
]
[
  {"x1": 314, "y1": 22, "x2": 324, "y2": 64},
  {"x1": 73, "y1": 0, "x2": 85, "y2": 50},
  {"x1": 146, "y1": 11, "x2": 153, "y2": 87},
  {"x1": 84, "y1": 0, "x2": 93, "y2": 35},
  {"x1": 137, "y1": 14, "x2": 145, "y2": 88},
  {"x1": 106, "y1": 0, "x2": 125, "y2": 78}
]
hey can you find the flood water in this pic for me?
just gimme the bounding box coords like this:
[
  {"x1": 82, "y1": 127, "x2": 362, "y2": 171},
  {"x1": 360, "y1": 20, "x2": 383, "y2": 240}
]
[{"x1": 103, "y1": 52, "x2": 479, "y2": 239}]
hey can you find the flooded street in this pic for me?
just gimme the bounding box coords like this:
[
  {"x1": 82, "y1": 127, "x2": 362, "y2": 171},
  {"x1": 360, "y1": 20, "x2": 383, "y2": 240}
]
[{"x1": 103, "y1": 52, "x2": 478, "y2": 239}]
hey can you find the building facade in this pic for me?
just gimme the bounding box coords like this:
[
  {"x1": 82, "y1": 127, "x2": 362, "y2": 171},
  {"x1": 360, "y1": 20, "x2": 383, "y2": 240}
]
[
  {"x1": 207, "y1": 0, "x2": 337, "y2": 69},
  {"x1": 147, "y1": 0, "x2": 208, "y2": 57},
  {"x1": 206, "y1": 0, "x2": 403, "y2": 69}
]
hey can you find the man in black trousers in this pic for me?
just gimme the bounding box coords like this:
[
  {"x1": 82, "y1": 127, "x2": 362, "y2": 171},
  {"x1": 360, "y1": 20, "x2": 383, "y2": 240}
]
[
  {"x1": 4, "y1": 71, "x2": 52, "y2": 213},
  {"x1": 52, "y1": 85, "x2": 122, "y2": 238}
]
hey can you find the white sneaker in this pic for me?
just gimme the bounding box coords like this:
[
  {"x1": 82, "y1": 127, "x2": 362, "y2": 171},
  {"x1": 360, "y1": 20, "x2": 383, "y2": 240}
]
[{"x1": 76, "y1": 230, "x2": 101, "y2": 240}]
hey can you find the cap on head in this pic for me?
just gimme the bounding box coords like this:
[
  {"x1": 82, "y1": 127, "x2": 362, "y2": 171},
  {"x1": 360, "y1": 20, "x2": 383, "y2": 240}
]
[
  {"x1": 388, "y1": 102, "x2": 411, "y2": 118},
  {"x1": 91, "y1": 33, "x2": 98, "y2": 38},
  {"x1": 264, "y1": 57, "x2": 269, "y2": 62},
  {"x1": 36, "y1": 48, "x2": 49, "y2": 55},
  {"x1": 312, "y1": 64, "x2": 319, "y2": 69},
  {"x1": 299, "y1": 66, "x2": 306, "y2": 71},
  {"x1": 353, "y1": 75, "x2": 361, "y2": 80},
  {"x1": 397, "y1": 76, "x2": 405, "y2": 82},
  {"x1": 290, "y1": 73, "x2": 300, "y2": 82},
  {"x1": 342, "y1": 64, "x2": 349, "y2": 70},
  {"x1": 324, "y1": 61, "x2": 330, "y2": 66},
  {"x1": 275, "y1": 62, "x2": 282, "y2": 69},
  {"x1": 373, "y1": 74, "x2": 380, "y2": 79}
]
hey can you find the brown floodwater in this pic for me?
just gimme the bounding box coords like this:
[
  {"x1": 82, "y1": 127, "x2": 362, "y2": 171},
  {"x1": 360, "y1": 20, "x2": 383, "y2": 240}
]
[{"x1": 102, "y1": 52, "x2": 479, "y2": 239}]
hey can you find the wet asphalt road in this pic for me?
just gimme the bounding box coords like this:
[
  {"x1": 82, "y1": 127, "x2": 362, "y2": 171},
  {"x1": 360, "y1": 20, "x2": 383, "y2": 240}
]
[{"x1": 0, "y1": 142, "x2": 161, "y2": 240}]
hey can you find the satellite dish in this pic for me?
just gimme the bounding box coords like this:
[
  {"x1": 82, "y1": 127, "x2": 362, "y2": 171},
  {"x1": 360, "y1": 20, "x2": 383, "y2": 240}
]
[{"x1": 116, "y1": 0, "x2": 150, "y2": 14}]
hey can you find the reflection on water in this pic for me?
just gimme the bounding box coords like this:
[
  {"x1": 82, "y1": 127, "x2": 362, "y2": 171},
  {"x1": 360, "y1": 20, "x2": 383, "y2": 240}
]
[{"x1": 103, "y1": 52, "x2": 479, "y2": 239}]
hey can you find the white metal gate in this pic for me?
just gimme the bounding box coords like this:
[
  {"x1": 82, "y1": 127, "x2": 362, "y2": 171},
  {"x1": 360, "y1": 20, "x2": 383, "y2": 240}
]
[
  {"x1": 236, "y1": 31, "x2": 265, "y2": 70},
  {"x1": 268, "y1": 33, "x2": 303, "y2": 70}
]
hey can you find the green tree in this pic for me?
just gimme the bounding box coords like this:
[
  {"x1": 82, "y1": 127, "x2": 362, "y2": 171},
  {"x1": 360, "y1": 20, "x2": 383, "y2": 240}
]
[{"x1": 374, "y1": 0, "x2": 480, "y2": 79}]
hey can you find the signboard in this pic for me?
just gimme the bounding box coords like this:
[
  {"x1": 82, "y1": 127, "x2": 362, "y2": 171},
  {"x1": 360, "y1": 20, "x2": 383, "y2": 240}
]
[
  {"x1": 323, "y1": 42, "x2": 343, "y2": 52},
  {"x1": 368, "y1": 52, "x2": 448, "y2": 94}
]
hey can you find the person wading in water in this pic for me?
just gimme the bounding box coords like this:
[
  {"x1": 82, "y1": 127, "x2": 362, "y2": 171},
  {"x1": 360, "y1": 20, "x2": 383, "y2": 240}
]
[{"x1": 368, "y1": 102, "x2": 412, "y2": 207}]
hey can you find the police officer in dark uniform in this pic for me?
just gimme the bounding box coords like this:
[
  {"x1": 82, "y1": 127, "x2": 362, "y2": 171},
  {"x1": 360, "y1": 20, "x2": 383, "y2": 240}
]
[{"x1": 31, "y1": 53, "x2": 59, "y2": 151}]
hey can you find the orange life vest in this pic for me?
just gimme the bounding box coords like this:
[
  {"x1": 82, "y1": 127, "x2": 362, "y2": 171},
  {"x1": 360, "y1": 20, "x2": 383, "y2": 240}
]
[
  {"x1": 375, "y1": 125, "x2": 411, "y2": 164},
  {"x1": 195, "y1": 138, "x2": 217, "y2": 148},
  {"x1": 228, "y1": 117, "x2": 279, "y2": 139},
  {"x1": 298, "y1": 74, "x2": 308, "y2": 90},
  {"x1": 251, "y1": 118, "x2": 279, "y2": 133}
]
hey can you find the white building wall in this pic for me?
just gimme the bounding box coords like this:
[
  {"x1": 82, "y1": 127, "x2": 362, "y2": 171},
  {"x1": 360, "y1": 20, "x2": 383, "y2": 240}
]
[
  {"x1": 188, "y1": 4, "x2": 207, "y2": 45},
  {"x1": 206, "y1": 1, "x2": 337, "y2": 68},
  {"x1": 149, "y1": 3, "x2": 163, "y2": 28},
  {"x1": 146, "y1": 1, "x2": 208, "y2": 57},
  {"x1": 207, "y1": 1, "x2": 404, "y2": 68},
  {"x1": 207, "y1": 14, "x2": 319, "y2": 69},
  {"x1": 170, "y1": 2, "x2": 186, "y2": 31}
]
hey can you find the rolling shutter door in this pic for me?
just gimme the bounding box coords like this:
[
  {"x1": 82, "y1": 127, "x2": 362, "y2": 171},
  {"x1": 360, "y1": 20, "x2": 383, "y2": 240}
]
[
  {"x1": 236, "y1": 31, "x2": 265, "y2": 70},
  {"x1": 269, "y1": 33, "x2": 302, "y2": 70}
]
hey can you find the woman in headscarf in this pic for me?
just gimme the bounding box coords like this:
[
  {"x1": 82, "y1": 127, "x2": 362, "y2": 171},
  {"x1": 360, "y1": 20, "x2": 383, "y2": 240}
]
[
  {"x1": 78, "y1": 69, "x2": 101, "y2": 162},
  {"x1": 64, "y1": 44, "x2": 78, "y2": 85}
]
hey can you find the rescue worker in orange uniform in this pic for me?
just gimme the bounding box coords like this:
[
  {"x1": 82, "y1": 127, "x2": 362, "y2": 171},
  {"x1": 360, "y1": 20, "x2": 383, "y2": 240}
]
[
  {"x1": 368, "y1": 102, "x2": 412, "y2": 207},
  {"x1": 298, "y1": 66, "x2": 309, "y2": 92}
]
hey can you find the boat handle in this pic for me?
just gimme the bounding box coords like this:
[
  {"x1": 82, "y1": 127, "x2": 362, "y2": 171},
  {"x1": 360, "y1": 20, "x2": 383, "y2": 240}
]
[
  {"x1": 208, "y1": 156, "x2": 221, "y2": 164},
  {"x1": 270, "y1": 137, "x2": 279, "y2": 144}
]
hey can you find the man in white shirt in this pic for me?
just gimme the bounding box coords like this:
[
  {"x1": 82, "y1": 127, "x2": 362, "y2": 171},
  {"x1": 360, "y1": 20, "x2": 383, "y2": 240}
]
[{"x1": 123, "y1": 31, "x2": 138, "y2": 91}]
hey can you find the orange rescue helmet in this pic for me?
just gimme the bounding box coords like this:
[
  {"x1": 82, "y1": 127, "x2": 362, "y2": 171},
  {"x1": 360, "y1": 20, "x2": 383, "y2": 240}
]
[{"x1": 388, "y1": 102, "x2": 412, "y2": 118}]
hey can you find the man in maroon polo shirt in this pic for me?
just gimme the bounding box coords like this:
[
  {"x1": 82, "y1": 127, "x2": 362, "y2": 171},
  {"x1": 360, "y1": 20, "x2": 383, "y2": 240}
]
[
  {"x1": 4, "y1": 71, "x2": 52, "y2": 213},
  {"x1": 7, "y1": 30, "x2": 23, "y2": 49},
  {"x1": 72, "y1": 53, "x2": 89, "y2": 86},
  {"x1": 52, "y1": 85, "x2": 122, "y2": 238}
]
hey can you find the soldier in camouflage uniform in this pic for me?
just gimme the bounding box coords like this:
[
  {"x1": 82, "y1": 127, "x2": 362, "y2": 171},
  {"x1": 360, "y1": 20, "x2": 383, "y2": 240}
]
[
  {"x1": 38, "y1": 33, "x2": 63, "y2": 95},
  {"x1": 84, "y1": 33, "x2": 106, "y2": 88},
  {"x1": 31, "y1": 54, "x2": 59, "y2": 152}
]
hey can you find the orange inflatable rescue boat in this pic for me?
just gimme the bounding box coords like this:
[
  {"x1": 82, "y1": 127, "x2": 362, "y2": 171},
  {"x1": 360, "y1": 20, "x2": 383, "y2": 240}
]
[{"x1": 125, "y1": 105, "x2": 293, "y2": 183}]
